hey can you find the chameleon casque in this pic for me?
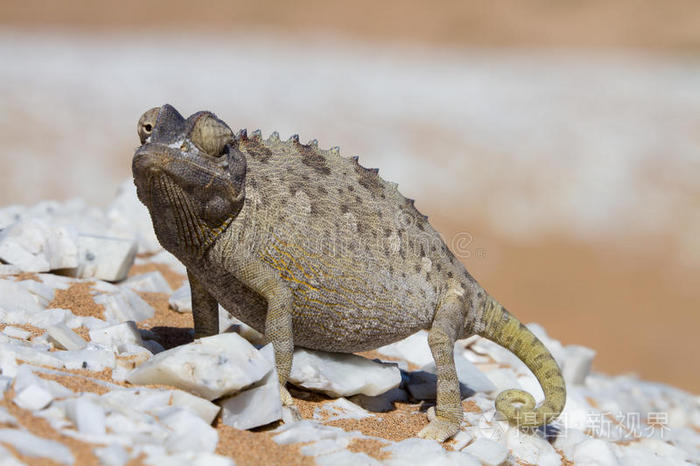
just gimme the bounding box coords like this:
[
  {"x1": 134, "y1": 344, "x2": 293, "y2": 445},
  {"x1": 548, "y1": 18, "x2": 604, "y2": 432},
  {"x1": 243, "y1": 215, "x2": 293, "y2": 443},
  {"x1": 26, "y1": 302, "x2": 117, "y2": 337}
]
[{"x1": 132, "y1": 104, "x2": 566, "y2": 441}]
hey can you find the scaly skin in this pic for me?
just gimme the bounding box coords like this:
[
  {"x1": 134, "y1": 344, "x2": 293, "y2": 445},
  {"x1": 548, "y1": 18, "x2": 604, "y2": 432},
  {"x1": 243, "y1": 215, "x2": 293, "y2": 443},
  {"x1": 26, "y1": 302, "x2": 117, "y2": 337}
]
[{"x1": 132, "y1": 104, "x2": 566, "y2": 441}]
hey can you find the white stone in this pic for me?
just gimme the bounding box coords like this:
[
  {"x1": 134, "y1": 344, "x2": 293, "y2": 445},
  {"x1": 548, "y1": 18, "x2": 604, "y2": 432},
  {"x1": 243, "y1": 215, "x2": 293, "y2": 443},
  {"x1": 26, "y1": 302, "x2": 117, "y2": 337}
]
[
  {"x1": 65, "y1": 396, "x2": 107, "y2": 435},
  {"x1": 573, "y1": 438, "x2": 619, "y2": 466},
  {"x1": 170, "y1": 390, "x2": 221, "y2": 424},
  {"x1": 0, "y1": 264, "x2": 21, "y2": 275},
  {"x1": 2, "y1": 326, "x2": 32, "y2": 340},
  {"x1": 0, "y1": 429, "x2": 74, "y2": 464},
  {"x1": 106, "y1": 179, "x2": 160, "y2": 253},
  {"x1": 169, "y1": 283, "x2": 191, "y2": 313},
  {"x1": 506, "y1": 428, "x2": 560, "y2": 465},
  {"x1": 0, "y1": 279, "x2": 44, "y2": 314},
  {"x1": 17, "y1": 279, "x2": 55, "y2": 307},
  {"x1": 123, "y1": 271, "x2": 172, "y2": 294},
  {"x1": 47, "y1": 323, "x2": 87, "y2": 350},
  {"x1": 13, "y1": 383, "x2": 54, "y2": 410},
  {"x1": 219, "y1": 344, "x2": 282, "y2": 430},
  {"x1": 71, "y1": 234, "x2": 137, "y2": 282},
  {"x1": 300, "y1": 437, "x2": 352, "y2": 456},
  {"x1": 53, "y1": 344, "x2": 116, "y2": 371},
  {"x1": 0, "y1": 343, "x2": 63, "y2": 371},
  {"x1": 290, "y1": 347, "x2": 401, "y2": 397},
  {"x1": 0, "y1": 219, "x2": 78, "y2": 272},
  {"x1": 462, "y1": 437, "x2": 507, "y2": 465},
  {"x1": 383, "y1": 438, "x2": 480, "y2": 465},
  {"x1": 127, "y1": 332, "x2": 272, "y2": 400},
  {"x1": 314, "y1": 397, "x2": 372, "y2": 422},
  {"x1": 160, "y1": 408, "x2": 219, "y2": 454},
  {"x1": 96, "y1": 288, "x2": 155, "y2": 323},
  {"x1": 94, "y1": 444, "x2": 130, "y2": 466},
  {"x1": 484, "y1": 368, "x2": 522, "y2": 394},
  {"x1": 274, "y1": 420, "x2": 352, "y2": 445},
  {"x1": 13, "y1": 364, "x2": 73, "y2": 399},
  {"x1": 0, "y1": 406, "x2": 17, "y2": 426},
  {"x1": 376, "y1": 330, "x2": 434, "y2": 367},
  {"x1": 562, "y1": 345, "x2": 596, "y2": 385},
  {"x1": 219, "y1": 306, "x2": 265, "y2": 344},
  {"x1": 89, "y1": 321, "x2": 143, "y2": 349},
  {"x1": 451, "y1": 430, "x2": 474, "y2": 451}
]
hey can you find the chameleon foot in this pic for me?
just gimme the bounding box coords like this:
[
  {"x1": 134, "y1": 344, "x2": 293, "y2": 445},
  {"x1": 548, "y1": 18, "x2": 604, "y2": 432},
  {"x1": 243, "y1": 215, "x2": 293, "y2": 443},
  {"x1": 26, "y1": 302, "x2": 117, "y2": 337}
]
[{"x1": 417, "y1": 407, "x2": 460, "y2": 442}]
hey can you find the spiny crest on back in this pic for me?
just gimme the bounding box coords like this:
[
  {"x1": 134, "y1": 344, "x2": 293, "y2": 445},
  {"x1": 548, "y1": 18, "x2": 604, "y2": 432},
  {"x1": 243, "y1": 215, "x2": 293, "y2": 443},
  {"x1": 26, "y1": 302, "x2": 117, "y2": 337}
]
[{"x1": 235, "y1": 130, "x2": 430, "y2": 224}]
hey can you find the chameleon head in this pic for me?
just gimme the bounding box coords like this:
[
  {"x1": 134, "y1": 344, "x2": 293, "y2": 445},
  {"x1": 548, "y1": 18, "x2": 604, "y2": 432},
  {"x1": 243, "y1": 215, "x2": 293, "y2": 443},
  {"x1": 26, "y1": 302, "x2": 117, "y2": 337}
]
[{"x1": 132, "y1": 104, "x2": 246, "y2": 252}]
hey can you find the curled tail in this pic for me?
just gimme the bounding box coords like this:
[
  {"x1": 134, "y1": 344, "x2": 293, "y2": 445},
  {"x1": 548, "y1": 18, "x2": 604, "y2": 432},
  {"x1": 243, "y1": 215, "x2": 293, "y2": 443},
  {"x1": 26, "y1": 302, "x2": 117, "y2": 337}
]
[{"x1": 476, "y1": 295, "x2": 566, "y2": 427}]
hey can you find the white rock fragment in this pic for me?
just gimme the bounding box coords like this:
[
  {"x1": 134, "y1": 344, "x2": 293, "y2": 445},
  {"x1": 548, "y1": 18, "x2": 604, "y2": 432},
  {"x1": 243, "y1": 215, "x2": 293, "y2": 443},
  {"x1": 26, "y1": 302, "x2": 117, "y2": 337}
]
[
  {"x1": 47, "y1": 323, "x2": 87, "y2": 350},
  {"x1": 506, "y1": 429, "x2": 560, "y2": 466},
  {"x1": 89, "y1": 321, "x2": 143, "y2": 350},
  {"x1": 96, "y1": 288, "x2": 155, "y2": 323},
  {"x1": 160, "y1": 408, "x2": 219, "y2": 454},
  {"x1": 65, "y1": 396, "x2": 107, "y2": 435},
  {"x1": 127, "y1": 333, "x2": 272, "y2": 400},
  {"x1": 562, "y1": 345, "x2": 596, "y2": 385},
  {"x1": 376, "y1": 330, "x2": 434, "y2": 367},
  {"x1": 219, "y1": 306, "x2": 266, "y2": 345},
  {"x1": 484, "y1": 368, "x2": 522, "y2": 395},
  {"x1": 169, "y1": 283, "x2": 191, "y2": 313},
  {"x1": 106, "y1": 179, "x2": 160, "y2": 253},
  {"x1": 423, "y1": 349, "x2": 496, "y2": 394},
  {"x1": 274, "y1": 420, "x2": 353, "y2": 445},
  {"x1": 314, "y1": 397, "x2": 372, "y2": 421},
  {"x1": 383, "y1": 438, "x2": 480, "y2": 465},
  {"x1": 290, "y1": 348, "x2": 401, "y2": 397},
  {"x1": 0, "y1": 264, "x2": 21, "y2": 275},
  {"x1": 17, "y1": 279, "x2": 55, "y2": 307},
  {"x1": 0, "y1": 429, "x2": 74, "y2": 464},
  {"x1": 2, "y1": 325, "x2": 32, "y2": 340},
  {"x1": 94, "y1": 444, "x2": 130, "y2": 466},
  {"x1": 53, "y1": 344, "x2": 116, "y2": 371},
  {"x1": 71, "y1": 234, "x2": 137, "y2": 282},
  {"x1": 13, "y1": 383, "x2": 54, "y2": 410},
  {"x1": 0, "y1": 219, "x2": 78, "y2": 272},
  {"x1": 13, "y1": 365, "x2": 73, "y2": 399},
  {"x1": 219, "y1": 344, "x2": 282, "y2": 430},
  {"x1": 123, "y1": 271, "x2": 172, "y2": 294},
  {"x1": 572, "y1": 438, "x2": 619, "y2": 466},
  {"x1": 0, "y1": 279, "x2": 44, "y2": 314},
  {"x1": 170, "y1": 390, "x2": 221, "y2": 424},
  {"x1": 462, "y1": 437, "x2": 508, "y2": 465}
]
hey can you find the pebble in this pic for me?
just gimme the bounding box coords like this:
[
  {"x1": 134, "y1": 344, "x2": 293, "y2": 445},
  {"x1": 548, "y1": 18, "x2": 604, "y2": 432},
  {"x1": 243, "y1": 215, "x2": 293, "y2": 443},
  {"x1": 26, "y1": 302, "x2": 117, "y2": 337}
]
[
  {"x1": 562, "y1": 344, "x2": 596, "y2": 385},
  {"x1": 0, "y1": 219, "x2": 78, "y2": 272},
  {"x1": 122, "y1": 271, "x2": 172, "y2": 294},
  {"x1": 0, "y1": 429, "x2": 75, "y2": 465},
  {"x1": 95, "y1": 288, "x2": 155, "y2": 323},
  {"x1": 289, "y1": 347, "x2": 401, "y2": 397},
  {"x1": 89, "y1": 321, "x2": 143, "y2": 350},
  {"x1": 47, "y1": 322, "x2": 88, "y2": 350},
  {"x1": 160, "y1": 407, "x2": 219, "y2": 454},
  {"x1": 219, "y1": 344, "x2": 282, "y2": 430},
  {"x1": 2, "y1": 325, "x2": 32, "y2": 340},
  {"x1": 72, "y1": 234, "x2": 137, "y2": 282},
  {"x1": 13, "y1": 383, "x2": 54, "y2": 410},
  {"x1": 376, "y1": 330, "x2": 434, "y2": 368},
  {"x1": 462, "y1": 437, "x2": 508, "y2": 465},
  {"x1": 169, "y1": 283, "x2": 191, "y2": 312},
  {"x1": 65, "y1": 396, "x2": 107, "y2": 435},
  {"x1": 127, "y1": 332, "x2": 273, "y2": 400},
  {"x1": 382, "y1": 438, "x2": 480, "y2": 465},
  {"x1": 0, "y1": 279, "x2": 45, "y2": 314},
  {"x1": 573, "y1": 438, "x2": 620, "y2": 466}
]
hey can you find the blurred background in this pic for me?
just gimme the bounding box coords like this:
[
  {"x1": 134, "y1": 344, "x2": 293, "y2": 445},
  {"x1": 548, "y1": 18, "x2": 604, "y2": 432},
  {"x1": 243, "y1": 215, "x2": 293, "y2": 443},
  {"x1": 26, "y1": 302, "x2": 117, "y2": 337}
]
[{"x1": 1, "y1": 1, "x2": 698, "y2": 393}]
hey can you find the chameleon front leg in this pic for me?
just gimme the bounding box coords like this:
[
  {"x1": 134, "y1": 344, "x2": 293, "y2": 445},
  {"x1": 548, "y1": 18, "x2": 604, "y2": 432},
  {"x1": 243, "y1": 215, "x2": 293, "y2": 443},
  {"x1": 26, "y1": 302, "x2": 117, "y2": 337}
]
[
  {"x1": 418, "y1": 291, "x2": 465, "y2": 441},
  {"x1": 232, "y1": 259, "x2": 295, "y2": 407},
  {"x1": 188, "y1": 270, "x2": 219, "y2": 339}
]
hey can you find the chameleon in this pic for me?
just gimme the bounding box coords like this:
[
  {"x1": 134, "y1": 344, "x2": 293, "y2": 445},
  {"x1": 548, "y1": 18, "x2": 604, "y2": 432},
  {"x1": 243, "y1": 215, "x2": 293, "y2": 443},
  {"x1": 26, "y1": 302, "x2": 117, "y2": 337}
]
[{"x1": 132, "y1": 104, "x2": 566, "y2": 441}]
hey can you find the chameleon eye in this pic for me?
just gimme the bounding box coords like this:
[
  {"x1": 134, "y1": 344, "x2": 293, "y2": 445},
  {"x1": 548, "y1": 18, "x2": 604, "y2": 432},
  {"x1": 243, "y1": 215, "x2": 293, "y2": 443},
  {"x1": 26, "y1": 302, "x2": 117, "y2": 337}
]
[
  {"x1": 190, "y1": 113, "x2": 233, "y2": 157},
  {"x1": 137, "y1": 107, "x2": 160, "y2": 144}
]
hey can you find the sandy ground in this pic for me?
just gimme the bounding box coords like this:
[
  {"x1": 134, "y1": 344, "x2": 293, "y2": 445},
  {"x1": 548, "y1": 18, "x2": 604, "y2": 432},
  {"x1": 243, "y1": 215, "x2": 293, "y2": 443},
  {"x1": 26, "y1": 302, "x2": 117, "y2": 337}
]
[{"x1": 0, "y1": 2, "x2": 699, "y2": 395}]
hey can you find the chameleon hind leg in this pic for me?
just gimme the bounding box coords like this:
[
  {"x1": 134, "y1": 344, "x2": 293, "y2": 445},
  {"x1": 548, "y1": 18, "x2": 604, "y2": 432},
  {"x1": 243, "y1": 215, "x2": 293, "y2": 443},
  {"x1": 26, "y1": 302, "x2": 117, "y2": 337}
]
[{"x1": 417, "y1": 291, "x2": 464, "y2": 441}]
